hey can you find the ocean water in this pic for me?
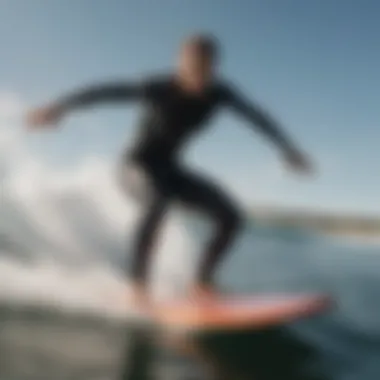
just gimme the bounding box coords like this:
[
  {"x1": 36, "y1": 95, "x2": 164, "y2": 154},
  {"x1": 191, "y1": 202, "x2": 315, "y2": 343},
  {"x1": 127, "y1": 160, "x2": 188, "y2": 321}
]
[
  {"x1": 221, "y1": 225, "x2": 380, "y2": 380},
  {"x1": 1, "y1": 225, "x2": 380, "y2": 380}
]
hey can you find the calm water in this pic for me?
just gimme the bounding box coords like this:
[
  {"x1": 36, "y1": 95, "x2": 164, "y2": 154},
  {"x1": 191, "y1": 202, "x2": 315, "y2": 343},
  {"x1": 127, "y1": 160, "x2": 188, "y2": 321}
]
[
  {"x1": 230, "y1": 226, "x2": 380, "y2": 380},
  {"x1": 1, "y1": 225, "x2": 380, "y2": 380}
]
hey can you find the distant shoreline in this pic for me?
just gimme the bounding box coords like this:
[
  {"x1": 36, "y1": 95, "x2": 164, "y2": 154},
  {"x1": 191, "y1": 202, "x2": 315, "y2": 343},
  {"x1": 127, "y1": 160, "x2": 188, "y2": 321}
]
[
  {"x1": 251, "y1": 206, "x2": 380, "y2": 242},
  {"x1": 322, "y1": 231, "x2": 380, "y2": 246}
]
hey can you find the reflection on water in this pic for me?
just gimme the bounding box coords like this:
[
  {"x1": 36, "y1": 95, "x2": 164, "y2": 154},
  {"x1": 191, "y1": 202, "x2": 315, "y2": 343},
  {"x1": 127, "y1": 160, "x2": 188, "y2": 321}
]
[
  {"x1": 0, "y1": 306, "x2": 200, "y2": 380},
  {"x1": 0, "y1": 308, "x2": 123, "y2": 380}
]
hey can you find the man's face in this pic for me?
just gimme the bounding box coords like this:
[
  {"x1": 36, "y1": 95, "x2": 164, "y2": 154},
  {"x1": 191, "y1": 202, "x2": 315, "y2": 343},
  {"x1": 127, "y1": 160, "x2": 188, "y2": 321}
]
[{"x1": 179, "y1": 43, "x2": 216, "y2": 88}]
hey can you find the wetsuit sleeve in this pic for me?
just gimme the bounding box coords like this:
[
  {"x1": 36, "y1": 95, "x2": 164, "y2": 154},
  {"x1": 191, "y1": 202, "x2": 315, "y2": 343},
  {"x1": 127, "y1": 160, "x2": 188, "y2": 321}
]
[
  {"x1": 222, "y1": 83, "x2": 296, "y2": 153},
  {"x1": 55, "y1": 80, "x2": 155, "y2": 112}
]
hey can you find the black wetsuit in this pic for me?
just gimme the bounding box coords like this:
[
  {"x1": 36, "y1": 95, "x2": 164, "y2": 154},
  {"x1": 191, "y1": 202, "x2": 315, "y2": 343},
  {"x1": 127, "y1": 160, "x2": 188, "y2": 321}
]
[{"x1": 58, "y1": 73, "x2": 294, "y2": 285}]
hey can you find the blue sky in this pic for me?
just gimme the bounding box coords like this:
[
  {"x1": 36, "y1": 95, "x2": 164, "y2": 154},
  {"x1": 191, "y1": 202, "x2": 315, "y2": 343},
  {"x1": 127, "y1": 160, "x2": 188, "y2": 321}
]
[{"x1": 1, "y1": 0, "x2": 379, "y2": 214}]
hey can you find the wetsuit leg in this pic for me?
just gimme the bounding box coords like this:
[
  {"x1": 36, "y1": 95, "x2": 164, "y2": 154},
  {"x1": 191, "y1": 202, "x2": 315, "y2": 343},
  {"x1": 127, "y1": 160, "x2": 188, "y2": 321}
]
[
  {"x1": 172, "y1": 167, "x2": 244, "y2": 285},
  {"x1": 120, "y1": 159, "x2": 242, "y2": 286},
  {"x1": 130, "y1": 193, "x2": 168, "y2": 282},
  {"x1": 118, "y1": 159, "x2": 171, "y2": 283}
]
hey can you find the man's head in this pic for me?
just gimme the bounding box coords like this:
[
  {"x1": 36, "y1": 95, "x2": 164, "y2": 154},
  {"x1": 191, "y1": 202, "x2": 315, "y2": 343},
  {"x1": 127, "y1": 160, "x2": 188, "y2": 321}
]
[{"x1": 178, "y1": 33, "x2": 220, "y2": 90}]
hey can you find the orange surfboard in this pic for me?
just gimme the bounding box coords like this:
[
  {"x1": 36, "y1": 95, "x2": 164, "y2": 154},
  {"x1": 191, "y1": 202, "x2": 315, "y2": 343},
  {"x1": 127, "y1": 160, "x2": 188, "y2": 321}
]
[{"x1": 153, "y1": 294, "x2": 332, "y2": 331}]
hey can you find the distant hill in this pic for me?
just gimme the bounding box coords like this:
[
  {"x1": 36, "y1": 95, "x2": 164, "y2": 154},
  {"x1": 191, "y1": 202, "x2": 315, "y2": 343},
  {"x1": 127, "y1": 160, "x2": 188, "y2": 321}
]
[{"x1": 251, "y1": 206, "x2": 380, "y2": 236}]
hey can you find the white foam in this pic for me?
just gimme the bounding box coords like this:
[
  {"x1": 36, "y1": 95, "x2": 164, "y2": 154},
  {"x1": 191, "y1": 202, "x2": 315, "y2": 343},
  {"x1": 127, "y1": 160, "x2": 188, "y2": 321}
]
[{"x1": 0, "y1": 93, "x2": 197, "y2": 314}]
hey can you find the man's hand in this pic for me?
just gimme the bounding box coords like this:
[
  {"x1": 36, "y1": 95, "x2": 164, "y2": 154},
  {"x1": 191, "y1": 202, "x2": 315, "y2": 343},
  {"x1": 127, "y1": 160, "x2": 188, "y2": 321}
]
[
  {"x1": 283, "y1": 149, "x2": 314, "y2": 175},
  {"x1": 25, "y1": 104, "x2": 64, "y2": 130}
]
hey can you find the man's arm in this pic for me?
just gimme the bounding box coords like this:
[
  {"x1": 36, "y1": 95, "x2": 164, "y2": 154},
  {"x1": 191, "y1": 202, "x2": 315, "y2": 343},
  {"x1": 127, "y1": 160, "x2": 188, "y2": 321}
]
[
  {"x1": 223, "y1": 83, "x2": 313, "y2": 173},
  {"x1": 223, "y1": 84, "x2": 295, "y2": 152},
  {"x1": 55, "y1": 81, "x2": 147, "y2": 112},
  {"x1": 26, "y1": 79, "x2": 153, "y2": 128}
]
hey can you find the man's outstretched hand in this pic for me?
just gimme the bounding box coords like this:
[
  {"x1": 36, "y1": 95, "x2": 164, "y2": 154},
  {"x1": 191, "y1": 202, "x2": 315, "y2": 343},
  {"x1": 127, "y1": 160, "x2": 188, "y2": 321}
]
[
  {"x1": 25, "y1": 104, "x2": 64, "y2": 130},
  {"x1": 283, "y1": 149, "x2": 315, "y2": 176}
]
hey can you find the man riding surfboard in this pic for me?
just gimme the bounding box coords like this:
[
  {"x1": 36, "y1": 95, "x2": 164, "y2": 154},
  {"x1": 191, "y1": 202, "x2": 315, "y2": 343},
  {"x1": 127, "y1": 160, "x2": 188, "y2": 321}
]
[{"x1": 26, "y1": 34, "x2": 314, "y2": 305}]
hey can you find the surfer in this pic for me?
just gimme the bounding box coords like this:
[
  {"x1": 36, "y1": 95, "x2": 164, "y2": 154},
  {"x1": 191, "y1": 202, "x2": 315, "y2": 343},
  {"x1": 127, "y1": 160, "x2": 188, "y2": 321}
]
[{"x1": 26, "y1": 34, "x2": 313, "y2": 303}]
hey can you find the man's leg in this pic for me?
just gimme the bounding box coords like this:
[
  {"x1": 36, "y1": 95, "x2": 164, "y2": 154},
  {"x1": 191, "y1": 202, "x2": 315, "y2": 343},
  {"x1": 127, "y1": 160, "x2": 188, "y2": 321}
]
[
  {"x1": 118, "y1": 160, "x2": 170, "y2": 289},
  {"x1": 129, "y1": 195, "x2": 168, "y2": 284},
  {"x1": 174, "y1": 168, "x2": 243, "y2": 287}
]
